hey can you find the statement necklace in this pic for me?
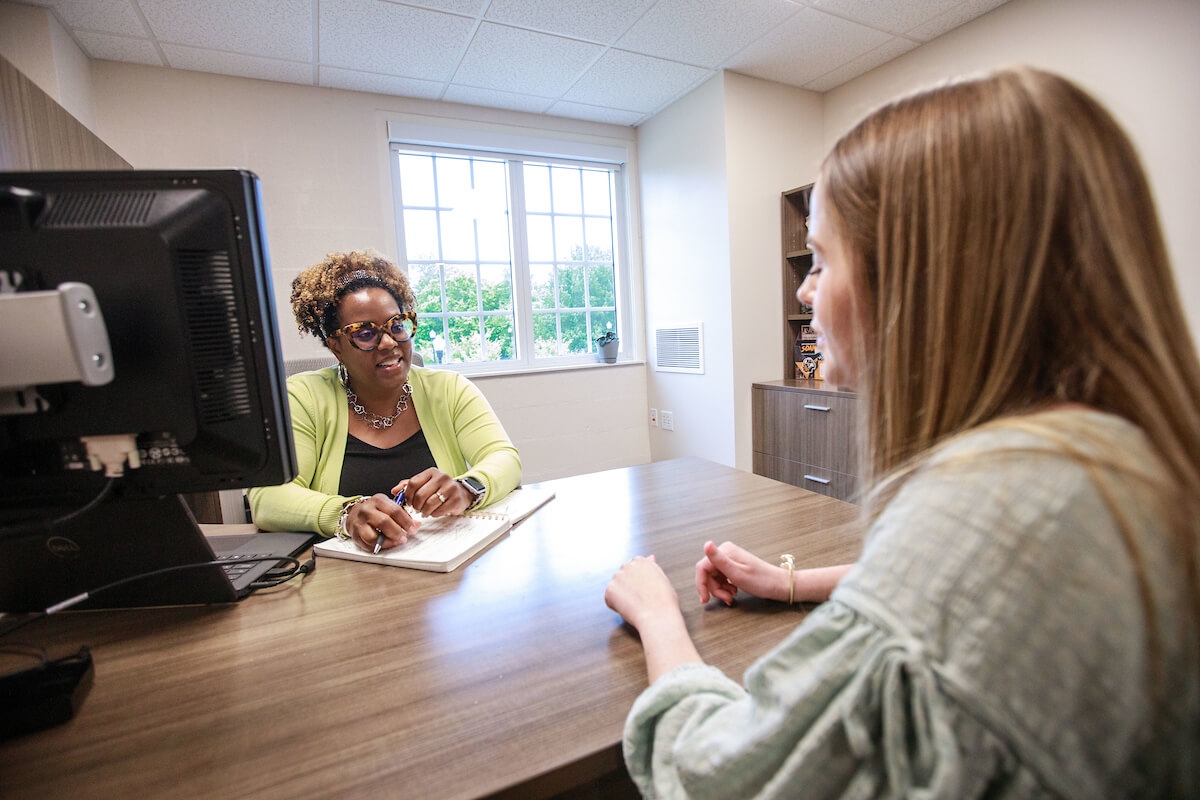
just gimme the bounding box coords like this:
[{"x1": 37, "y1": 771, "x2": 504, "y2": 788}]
[{"x1": 339, "y1": 364, "x2": 412, "y2": 429}]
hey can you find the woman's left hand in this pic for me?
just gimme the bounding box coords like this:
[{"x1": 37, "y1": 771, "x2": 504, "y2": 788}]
[
  {"x1": 605, "y1": 555, "x2": 682, "y2": 632},
  {"x1": 395, "y1": 468, "x2": 471, "y2": 517}
]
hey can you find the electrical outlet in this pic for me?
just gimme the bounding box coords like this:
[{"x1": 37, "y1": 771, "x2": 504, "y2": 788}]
[
  {"x1": 661, "y1": 410, "x2": 674, "y2": 431},
  {"x1": 649, "y1": 408, "x2": 658, "y2": 427}
]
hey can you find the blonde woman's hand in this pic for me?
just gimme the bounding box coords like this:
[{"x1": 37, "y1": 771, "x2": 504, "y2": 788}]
[
  {"x1": 605, "y1": 555, "x2": 682, "y2": 633},
  {"x1": 695, "y1": 540, "x2": 789, "y2": 604}
]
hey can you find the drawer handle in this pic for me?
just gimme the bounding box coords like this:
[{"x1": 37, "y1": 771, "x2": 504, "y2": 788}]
[
  {"x1": 803, "y1": 404, "x2": 831, "y2": 412},
  {"x1": 803, "y1": 474, "x2": 831, "y2": 485}
]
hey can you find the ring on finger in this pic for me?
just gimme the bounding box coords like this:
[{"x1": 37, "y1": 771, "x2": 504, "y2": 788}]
[{"x1": 435, "y1": 491, "x2": 447, "y2": 503}]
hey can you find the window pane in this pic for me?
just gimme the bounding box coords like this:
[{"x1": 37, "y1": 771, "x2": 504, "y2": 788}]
[
  {"x1": 477, "y1": 211, "x2": 510, "y2": 262},
  {"x1": 403, "y1": 209, "x2": 439, "y2": 260},
  {"x1": 411, "y1": 264, "x2": 445, "y2": 315},
  {"x1": 447, "y1": 316, "x2": 482, "y2": 363},
  {"x1": 398, "y1": 154, "x2": 435, "y2": 206},
  {"x1": 479, "y1": 264, "x2": 512, "y2": 311},
  {"x1": 441, "y1": 209, "x2": 476, "y2": 262},
  {"x1": 418, "y1": 321, "x2": 447, "y2": 364},
  {"x1": 474, "y1": 159, "x2": 507, "y2": 204},
  {"x1": 551, "y1": 167, "x2": 582, "y2": 214},
  {"x1": 555, "y1": 216, "x2": 584, "y2": 262},
  {"x1": 526, "y1": 215, "x2": 553, "y2": 262},
  {"x1": 443, "y1": 265, "x2": 478, "y2": 313},
  {"x1": 584, "y1": 218, "x2": 613, "y2": 261},
  {"x1": 581, "y1": 169, "x2": 611, "y2": 216},
  {"x1": 530, "y1": 264, "x2": 555, "y2": 310},
  {"x1": 587, "y1": 263, "x2": 616, "y2": 307},
  {"x1": 484, "y1": 315, "x2": 515, "y2": 360},
  {"x1": 524, "y1": 164, "x2": 551, "y2": 213},
  {"x1": 436, "y1": 156, "x2": 473, "y2": 210},
  {"x1": 557, "y1": 264, "x2": 584, "y2": 308},
  {"x1": 559, "y1": 311, "x2": 588, "y2": 354},
  {"x1": 532, "y1": 312, "x2": 558, "y2": 357}
]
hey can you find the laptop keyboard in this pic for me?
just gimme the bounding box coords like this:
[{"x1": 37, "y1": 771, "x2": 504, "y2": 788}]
[{"x1": 217, "y1": 553, "x2": 276, "y2": 580}]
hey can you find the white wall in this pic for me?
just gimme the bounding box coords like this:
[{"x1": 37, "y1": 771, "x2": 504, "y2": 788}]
[
  {"x1": 637, "y1": 74, "x2": 736, "y2": 465},
  {"x1": 823, "y1": 0, "x2": 1200, "y2": 349},
  {"x1": 723, "y1": 73, "x2": 824, "y2": 471},
  {"x1": 80, "y1": 61, "x2": 651, "y2": 483}
]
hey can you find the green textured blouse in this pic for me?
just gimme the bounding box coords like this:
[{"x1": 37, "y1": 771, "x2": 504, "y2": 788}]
[{"x1": 623, "y1": 410, "x2": 1198, "y2": 799}]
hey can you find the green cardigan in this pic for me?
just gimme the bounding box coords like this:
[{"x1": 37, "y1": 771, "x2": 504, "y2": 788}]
[{"x1": 248, "y1": 365, "x2": 521, "y2": 536}]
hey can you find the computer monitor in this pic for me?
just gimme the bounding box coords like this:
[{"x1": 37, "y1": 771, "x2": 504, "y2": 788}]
[{"x1": 0, "y1": 169, "x2": 298, "y2": 611}]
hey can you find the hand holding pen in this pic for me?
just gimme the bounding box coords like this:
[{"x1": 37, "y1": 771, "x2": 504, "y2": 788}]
[
  {"x1": 374, "y1": 486, "x2": 407, "y2": 554},
  {"x1": 342, "y1": 484, "x2": 418, "y2": 554}
]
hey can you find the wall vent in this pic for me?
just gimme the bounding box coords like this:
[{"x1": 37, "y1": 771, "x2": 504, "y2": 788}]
[{"x1": 654, "y1": 323, "x2": 703, "y2": 374}]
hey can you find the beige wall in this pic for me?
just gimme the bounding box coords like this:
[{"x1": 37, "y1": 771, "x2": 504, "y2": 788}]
[
  {"x1": 638, "y1": 74, "x2": 736, "y2": 465},
  {"x1": 823, "y1": 0, "x2": 1200, "y2": 348},
  {"x1": 723, "y1": 73, "x2": 824, "y2": 471}
]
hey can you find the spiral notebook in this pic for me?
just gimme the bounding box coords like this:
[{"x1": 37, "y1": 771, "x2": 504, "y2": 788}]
[{"x1": 312, "y1": 487, "x2": 554, "y2": 573}]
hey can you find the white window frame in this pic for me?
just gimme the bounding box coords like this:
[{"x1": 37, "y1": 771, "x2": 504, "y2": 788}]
[{"x1": 388, "y1": 138, "x2": 633, "y2": 376}]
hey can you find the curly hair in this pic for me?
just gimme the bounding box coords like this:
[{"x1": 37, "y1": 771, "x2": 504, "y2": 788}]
[{"x1": 290, "y1": 249, "x2": 416, "y2": 346}]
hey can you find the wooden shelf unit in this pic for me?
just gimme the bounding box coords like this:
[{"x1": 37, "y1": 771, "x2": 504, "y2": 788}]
[{"x1": 781, "y1": 184, "x2": 815, "y2": 379}]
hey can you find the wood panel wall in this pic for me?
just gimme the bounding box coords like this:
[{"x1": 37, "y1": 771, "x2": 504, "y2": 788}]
[{"x1": 0, "y1": 53, "x2": 129, "y2": 171}]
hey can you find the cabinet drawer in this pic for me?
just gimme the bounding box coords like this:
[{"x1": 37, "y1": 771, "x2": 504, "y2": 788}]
[
  {"x1": 752, "y1": 387, "x2": 857, "y2": 475},
  {"x1": 752, "y1": 452, "x2": 858, "y2": 503}
]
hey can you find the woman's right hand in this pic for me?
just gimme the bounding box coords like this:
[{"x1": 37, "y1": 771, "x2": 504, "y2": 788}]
[
  {"x1": 345, "y1": 493, "x2": 420, "y2": 553},
  {"x1": 696, "y1": 540, "x2": 789, "y2": 605}
]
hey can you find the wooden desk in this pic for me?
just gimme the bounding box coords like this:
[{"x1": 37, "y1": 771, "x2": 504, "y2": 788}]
[{"x1": 0, "y1": 458, "x2": 862, "y2": 799}]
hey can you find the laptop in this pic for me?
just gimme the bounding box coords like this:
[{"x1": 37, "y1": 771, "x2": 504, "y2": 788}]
[{"x1": 0, "y1": 495, "x2": 317, "y2": 613}]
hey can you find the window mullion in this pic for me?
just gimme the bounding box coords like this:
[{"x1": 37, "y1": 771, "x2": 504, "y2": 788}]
[{"x1": 507, "y1": 159, "x2": 534, "y2": 368}]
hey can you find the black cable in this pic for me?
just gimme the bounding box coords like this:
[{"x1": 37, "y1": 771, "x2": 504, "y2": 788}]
[
  {"x1": 0, "y1": 477, "x2": 118, "y2": 541},
  {"x1": 0, "y1": 555, "x2": 307, "y2": 640}
]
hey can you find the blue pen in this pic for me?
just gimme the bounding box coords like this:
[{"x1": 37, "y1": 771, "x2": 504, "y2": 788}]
[{"x1": 374, "y1": 487, "x2": 406, "y2": 554}]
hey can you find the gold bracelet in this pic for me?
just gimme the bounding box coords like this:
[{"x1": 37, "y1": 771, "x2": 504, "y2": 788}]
[
  {"x1": 336, "y1": 496, "x2": 369, "y2": 540},
  {"x1": 780, "y1": 554, "x2": 795, "y2": 605}
]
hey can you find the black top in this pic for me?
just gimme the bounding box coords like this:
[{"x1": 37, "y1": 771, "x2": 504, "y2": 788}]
[{"x1": 338, "y1": 429, "x2": 437, "y2": 498}]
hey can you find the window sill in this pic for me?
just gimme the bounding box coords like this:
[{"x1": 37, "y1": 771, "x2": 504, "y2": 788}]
[{"x1": 450, "y1": 359, "x2": 645, "y2": 380}]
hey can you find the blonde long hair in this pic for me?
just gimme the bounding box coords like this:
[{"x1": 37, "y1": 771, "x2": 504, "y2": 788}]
[{"x1": 819, "y1": 67, "x2": 1200, "y2": 638}]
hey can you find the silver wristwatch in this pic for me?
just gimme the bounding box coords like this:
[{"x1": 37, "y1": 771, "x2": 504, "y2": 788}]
[{"x1": 458, "y1": 476, "x2": 486, "y2": 510}]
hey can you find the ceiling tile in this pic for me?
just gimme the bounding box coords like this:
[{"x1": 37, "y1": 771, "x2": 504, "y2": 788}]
[
  {"x1": 616, "y1": 0, "x2": 801, "y2": 68},
  {"x1": 484, "y1": 0, "x2": 654, "y2": 44},
  {"x1": 441, "y1": 85, "x2": 555, "y2": 114},
  {"x1": 401, "y1": 0, "x2": 489, "y2": 15},
  {"x1": 453, "y1": 22, "x2": 603, "y2": 96},
  {"x1": 562, "y1": 49, "x2": 710, "y2": 113},
  {"x1": 546, "y1": 101, "x2": 645, "y2": 126},
  {"x1": 320, "y1": 66, "x2": 444, "y2": 99},
  {"x1": 320, "y1": 0, "x2": 475, "y2": 81},
  {"x1": 139, "y1": 0, "x2": 311, "y2": 60},
  {"x1": 42, "y1": 0, "x2": 146, "y2": 37},
  {"x1": 73, "y1": 31, "x2": 163, "y2": 66},
  {"x1": 803, "y1": 36, "x2": 917, "y2": 91},
  {"x1": 161, "y1": 44, "x2": 314, "y2": 85},
  {"x1": 906, "y1": 0, "x2": 1010, "y2": 41},
  {"x1": 810, "y1": 0, "x2": 959, "y2": 36},
  {"x1": 726, "y1": 6, "x2": 891, "y2": 86}
]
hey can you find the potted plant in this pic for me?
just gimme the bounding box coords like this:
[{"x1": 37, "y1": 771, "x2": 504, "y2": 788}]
[{"x1": 595, "y1": 330, "x2": 619, "y2": 363}]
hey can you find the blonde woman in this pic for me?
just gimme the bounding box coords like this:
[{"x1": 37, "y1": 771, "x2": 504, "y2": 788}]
[{"x1": 606, "y1": 68, "x2": 1199, "y2": 798}]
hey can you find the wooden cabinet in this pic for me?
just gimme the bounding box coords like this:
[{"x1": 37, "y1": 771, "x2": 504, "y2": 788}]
[
  {"x1": 752, "y1": 380, "x2": 858, "y2": 502},
  {"x1": 781, "y1": 184, "x2": 814, "y2": 379}
]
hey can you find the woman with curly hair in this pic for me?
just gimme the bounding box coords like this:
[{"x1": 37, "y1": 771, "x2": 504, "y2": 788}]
[
  {"x1": 606, "y1": 68, "x2": 1200, "y2": 798},
  {"x1": 248, "y1": 249, "x2": 520, "y2": 551}
]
